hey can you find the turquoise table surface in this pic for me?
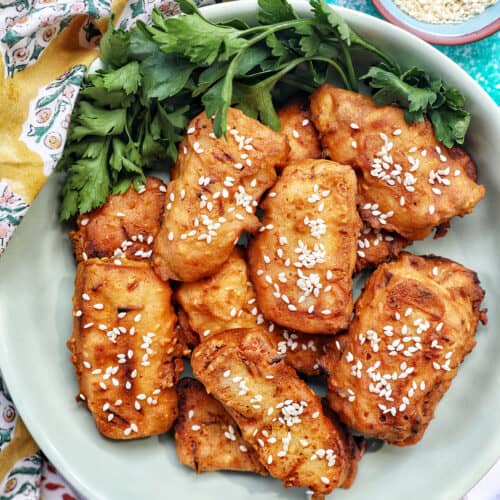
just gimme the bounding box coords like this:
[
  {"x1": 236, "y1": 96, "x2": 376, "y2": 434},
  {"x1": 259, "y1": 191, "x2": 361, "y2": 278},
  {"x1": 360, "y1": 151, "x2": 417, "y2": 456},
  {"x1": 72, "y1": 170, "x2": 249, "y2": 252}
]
[{"x1": 329, "y1": 0, "x2": 500, "y2": 104}]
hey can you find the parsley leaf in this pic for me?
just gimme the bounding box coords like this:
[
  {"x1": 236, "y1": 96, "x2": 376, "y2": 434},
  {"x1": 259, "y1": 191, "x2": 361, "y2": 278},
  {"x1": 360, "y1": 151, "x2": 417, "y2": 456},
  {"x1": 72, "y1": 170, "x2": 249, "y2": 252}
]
[
  {"x1": 128, "y1": 22, "x2": 159, "y2": 61},
  {"x1": 141, "y1": 53, "x2": 195, "y2": 100},
  {"x1": 100, "y1": 18, "x2": 130, "y2": 68},
  {"x1": 101, "y1": 61, "x2": 141, "y2": 95},
  {"x1": 365, "y1": 66, "x2": 436, "y2": 117},
  {"x1": 59, "y1": 138, "x2": 111, "y2": 219},
  {"x1": 310, "y1": 0, "x2": 350, "y2": 43},
  {"x1": 257, "y1": 0, "x2": 297, "y2": 25},
  {"x1": 69, "y1": 102, "x2": 127, "y2": 141},
  {"x1": 148, "y1": 8, "x2": 246, "y2": 65}
]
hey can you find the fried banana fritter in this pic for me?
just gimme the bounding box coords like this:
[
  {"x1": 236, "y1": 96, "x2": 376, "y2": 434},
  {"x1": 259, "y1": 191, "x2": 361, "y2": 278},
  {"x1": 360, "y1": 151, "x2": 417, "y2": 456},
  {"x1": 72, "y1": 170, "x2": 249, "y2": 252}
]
[
  {"x1": 175, "y1": 248, "x2": 331, "y2": 375},
  {"x1": 70, "y1": 176, "x2": 166, "y2": 262},
  {"x1": 310, "y1": 85, "x2": 485, "y2": 241},
  {"x1": 355, "y1": 223, "x2": 409, "y2": 273},
  {"x1": 68, "y1": 258, "x2": 185, "y2": 439},
  {"x1": 175, "y1": 378, "x2": 267, "y2": 475},
  {"x1": 248, "y1": 159, "x2": 361, "y2": 334},
  {"x1": 321, "y1": 252, "x2": 487, "y2": 446},
  {"x1": 278, "y1": 97, "x2": 322, "y2": 164},
  {"x1": 153, "y1": 109, "x2": 288, "y2": 282},
  {"x1": 191, "y1": 328, "x2": 362, "y2": 495}
]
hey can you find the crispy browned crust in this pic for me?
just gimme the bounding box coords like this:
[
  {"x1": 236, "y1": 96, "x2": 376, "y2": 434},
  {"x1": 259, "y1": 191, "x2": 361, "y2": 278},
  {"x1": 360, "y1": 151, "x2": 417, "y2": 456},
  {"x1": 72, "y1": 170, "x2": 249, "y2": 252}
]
[
  {"x1": 191, "y1": 328, "x2": 362, "y2": 494},
  {"x1": 70, "y1": 177, "x2": 166, "y2": 263},
  {"x1": 310, "y1": 85, "x2": 485, "y2": 241},
  {"x1": 321, "y1": 252, "x2": 487, "y2": 446},
  {"x1": 152, "y1": 108, "x2": 288, "y2": 282},
  {"x1": 247, "y1": 159, "x2": 361, "y2": 334},
  {"x1": 278, "y1": 97, "x2": 322, "y2": 165},
  {"x1": 355, "y1": 223, "x2": 410, "y2": 273},
  {"x1": 175, "y1": 377, "x2": 268, "y2": 475},
  {"x1": 175, "y1": 248, "x2": 331, "y2": 375},
  {"x1": 67, "y1": 258, "x2": 186, "y2": 439}
]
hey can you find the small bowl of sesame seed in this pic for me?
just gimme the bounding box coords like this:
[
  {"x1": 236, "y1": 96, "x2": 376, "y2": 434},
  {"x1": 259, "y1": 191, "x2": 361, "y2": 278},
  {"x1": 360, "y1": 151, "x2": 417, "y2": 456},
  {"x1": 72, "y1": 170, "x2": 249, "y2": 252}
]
[{"x1": 371, "y1": 0, "x2": 500, "y2": 44}]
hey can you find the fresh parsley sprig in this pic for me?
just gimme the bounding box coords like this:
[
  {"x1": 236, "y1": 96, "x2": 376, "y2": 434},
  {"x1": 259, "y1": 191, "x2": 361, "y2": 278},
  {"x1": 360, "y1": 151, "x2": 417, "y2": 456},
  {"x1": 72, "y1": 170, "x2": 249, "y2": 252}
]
[
  {"x1": 57, "y1": 0, "x2": 470, "y2": 220},
  {"x1": 363, "y1": 66, "x2": 470, "y2": 148}
]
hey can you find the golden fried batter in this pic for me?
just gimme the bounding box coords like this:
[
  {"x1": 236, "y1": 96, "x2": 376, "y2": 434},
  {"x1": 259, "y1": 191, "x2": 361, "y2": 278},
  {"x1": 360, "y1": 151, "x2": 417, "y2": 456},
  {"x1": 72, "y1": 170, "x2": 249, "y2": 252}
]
[
  {"x1": 175, "y1": 377, "x2": 267, "y2": 475},
  {"x1": 355, "y1": 223, "x2": 409, "y2": 273},
  {"x1": 278, "y1": 97, "x2": 322, "y2": 164},
  {"x1": 310, "y1": 85, "x2": 485, "y2": 240},
  {"x1": 68, "y1": 258, "x2": 185, "y2": 439},
  {"x1": 321, "y1": 252, "x2": 487, "y2": 446},
  {"x1": 191, "y1": 328, "x2": 362, "y2": 494},
  {"x1": 175, "y1": 248, "x2": 331, "y2": 375},
  {"x1": 70, "y1": 176, "x2": 166, "y2": 262},
  {"x1": 153, "y1": 109, "x2": 288, "y2": 282},
  {"x1": 247, "y1": 159, "x2": 361, "y2": 334}
]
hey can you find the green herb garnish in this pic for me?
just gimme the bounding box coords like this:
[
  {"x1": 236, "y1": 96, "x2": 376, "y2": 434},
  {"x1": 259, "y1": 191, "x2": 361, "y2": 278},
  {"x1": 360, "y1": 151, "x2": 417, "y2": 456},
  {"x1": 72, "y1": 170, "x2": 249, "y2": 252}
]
[
  {"x1": 57, "y1": 0, "x2": 470, "y2": 219},
  {"x1": 363, "y1": 65, "x2": 470, "y2": 148}
]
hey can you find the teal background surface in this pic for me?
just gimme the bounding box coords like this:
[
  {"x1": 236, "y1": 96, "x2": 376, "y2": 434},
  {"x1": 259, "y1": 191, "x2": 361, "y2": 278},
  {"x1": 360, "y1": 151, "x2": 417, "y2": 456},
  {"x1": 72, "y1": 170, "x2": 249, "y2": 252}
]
[{"x1": 329, "y1": 0, "x2": 500, "y2": 104}]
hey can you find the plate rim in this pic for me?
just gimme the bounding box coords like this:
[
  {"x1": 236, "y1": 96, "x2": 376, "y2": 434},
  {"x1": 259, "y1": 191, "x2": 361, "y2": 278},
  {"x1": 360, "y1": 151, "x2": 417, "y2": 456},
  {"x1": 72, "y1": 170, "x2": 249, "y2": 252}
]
[
  {"x1": 371, "y1": 0, "x2": 500, "y2": 45},
  {"x1": 0, "y1": 1, "x2": 499, "y2": 499}
]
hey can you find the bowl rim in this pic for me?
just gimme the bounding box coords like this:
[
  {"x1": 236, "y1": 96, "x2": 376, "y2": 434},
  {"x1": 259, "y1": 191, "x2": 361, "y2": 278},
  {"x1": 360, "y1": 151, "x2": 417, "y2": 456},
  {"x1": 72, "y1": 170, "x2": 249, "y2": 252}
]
[{"x1": 371, "y1": 0, "x2": 500, "y2": 45}]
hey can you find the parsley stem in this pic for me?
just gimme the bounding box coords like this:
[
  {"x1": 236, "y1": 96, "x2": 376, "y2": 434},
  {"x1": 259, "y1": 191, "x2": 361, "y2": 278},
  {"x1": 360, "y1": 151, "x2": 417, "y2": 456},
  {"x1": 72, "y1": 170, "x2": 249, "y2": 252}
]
[
  {"x1": 339, "y1": 39, "x2": 358, "y2": 91},
  {"x1": 308, "y1": 56, "x2": 351, "y2": 89},
  {"x1": 239, "y1": 18, "x2": 314, "y2": 39},
  {"x1": 255, "y1": 55, "x2": 351, "y2": 92},
  {"x1": 350, "y1": 30, "x2": 400, "y2": 73},
  {"x1": 241, "y1": 18, "x2": 317, "y2": 48}
]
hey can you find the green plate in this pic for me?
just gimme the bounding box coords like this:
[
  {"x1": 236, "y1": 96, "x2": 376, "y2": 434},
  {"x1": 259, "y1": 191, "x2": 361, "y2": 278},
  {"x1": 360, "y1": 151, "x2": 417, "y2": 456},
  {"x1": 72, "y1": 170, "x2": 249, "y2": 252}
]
[{"x1": 0, "y1": 2, "x2": 499, "y2": 499}]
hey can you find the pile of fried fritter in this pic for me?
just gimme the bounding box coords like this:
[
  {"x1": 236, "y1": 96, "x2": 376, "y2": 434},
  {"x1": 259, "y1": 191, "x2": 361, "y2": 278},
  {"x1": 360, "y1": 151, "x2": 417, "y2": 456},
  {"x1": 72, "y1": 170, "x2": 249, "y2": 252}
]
[{"x1": 67, "y1": 85, "x2": 487, "y2": 497}]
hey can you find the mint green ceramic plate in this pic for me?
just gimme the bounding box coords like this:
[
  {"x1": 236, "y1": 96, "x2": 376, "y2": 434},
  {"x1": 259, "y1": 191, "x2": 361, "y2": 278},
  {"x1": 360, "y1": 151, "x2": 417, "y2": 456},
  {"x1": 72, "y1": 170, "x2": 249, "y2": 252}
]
[{"x1": 0, "y1": 2, "x2": 499, "y2": 499}]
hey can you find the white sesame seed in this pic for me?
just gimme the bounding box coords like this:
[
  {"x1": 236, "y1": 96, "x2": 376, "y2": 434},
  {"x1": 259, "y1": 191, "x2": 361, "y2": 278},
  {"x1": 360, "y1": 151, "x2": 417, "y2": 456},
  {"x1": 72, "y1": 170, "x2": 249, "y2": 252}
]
[
  {"x1": 321, "y1": 477, "x2": 330, "y2": 485},
  {"x1": 81, "y1": 218, "x2": 89, "y2": 226},
  {"x1": 191, "y1": 425, "x2": 201, "y2": 431},
  {"x1": 350, "y1": 123, "x2": 360, "y2": 130}
]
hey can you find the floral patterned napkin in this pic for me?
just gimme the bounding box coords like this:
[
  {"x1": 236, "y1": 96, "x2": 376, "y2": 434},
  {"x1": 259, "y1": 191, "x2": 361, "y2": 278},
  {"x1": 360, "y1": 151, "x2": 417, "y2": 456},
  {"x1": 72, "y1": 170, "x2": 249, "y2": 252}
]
[{"x1": 0, "y1": 0, "x2": 498, "y2": 498}]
